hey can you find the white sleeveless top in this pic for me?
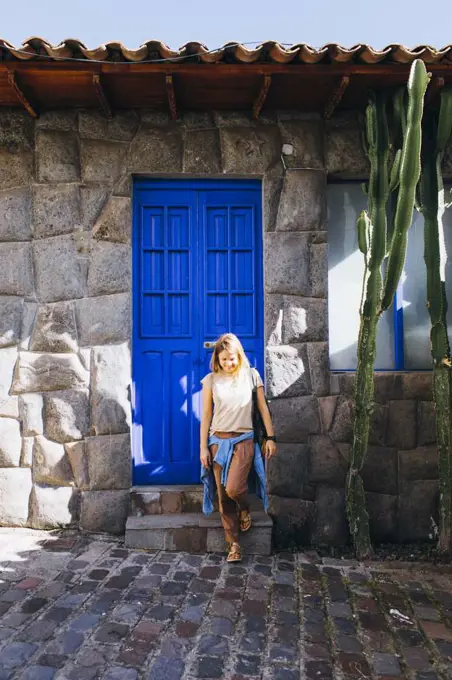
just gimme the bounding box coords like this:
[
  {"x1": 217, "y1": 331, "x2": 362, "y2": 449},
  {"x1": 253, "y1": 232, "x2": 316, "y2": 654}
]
[{"x1": 201, "y1": 367, "x2": 263, "y2": 435}]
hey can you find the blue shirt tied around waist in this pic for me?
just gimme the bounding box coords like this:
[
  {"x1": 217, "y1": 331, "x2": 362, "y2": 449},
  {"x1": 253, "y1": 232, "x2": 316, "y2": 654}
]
[{"x1": 200, "y1": 430, "x2": 268, "y2": 515}]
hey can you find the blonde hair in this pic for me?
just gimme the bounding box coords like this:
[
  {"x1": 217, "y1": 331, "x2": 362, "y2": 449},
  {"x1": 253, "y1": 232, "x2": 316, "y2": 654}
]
[{"x1": 210, "y1": 333, "x2": 250, "y2": 374}]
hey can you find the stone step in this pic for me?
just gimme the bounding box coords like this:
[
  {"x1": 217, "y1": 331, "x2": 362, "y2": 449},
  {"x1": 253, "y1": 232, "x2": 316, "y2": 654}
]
[
  {"x1": 125, "y1": 511, "x2": 272, "y2": 555},
  {"x1": 130, "y1": 485, "x2": 264, "y2": 516}
]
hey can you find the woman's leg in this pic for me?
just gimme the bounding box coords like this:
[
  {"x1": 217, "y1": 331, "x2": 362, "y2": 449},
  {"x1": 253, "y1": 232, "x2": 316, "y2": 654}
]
[
  {"x1": 225, "y1": 438, "x2": 254, "y2": 512},
  {"x1": 211, "y1": 445, "x2": 240, "y2": 545}
]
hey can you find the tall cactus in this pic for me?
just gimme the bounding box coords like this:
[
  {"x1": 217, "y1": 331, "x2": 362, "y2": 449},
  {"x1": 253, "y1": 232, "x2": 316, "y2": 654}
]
[
  {"x1": 346, "y1": 60, "x2": 430, "y2": 558},
  {"x1": 418, "y1": 87, "x2": 452, "y2": 552}
]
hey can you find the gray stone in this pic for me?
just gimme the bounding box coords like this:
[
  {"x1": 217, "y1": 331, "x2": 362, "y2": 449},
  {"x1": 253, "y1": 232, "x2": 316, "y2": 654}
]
[
  {"x1": 270, "y1": 395, "x2": 320, "y2": 442},
  {"x1": 81, "y1": 140, "x2": 128, "y2": 183},
  {"x1": 362, "y1": 446, "x2": 398, "y2": 495},
  {"x1": 308, "y1": 435, "x2": 348, "y2": 486},
  {"x1": 87, "y1": 242, "x2": 131, "y2": 296},
  {"x1": 276, "y1": 171, "x2": 326, "y2": 231},
  {"x1": 65, "y1": 441, "x2": 89, "y2": 489},
  {"x1": 329, "y1": 398, "x2": 353, "y2": 443},
  {"x1": 33, "y1": 435, "x2": 75, "y2": 486},
  {"x1": 113, "y1": 174, "x2": 131, "y2": 197},
  {"x1": 0, "y1": 296, "x2": 23, "y2": 347},
  {"x1": 400, "y1": 373, "x2": 433, "y2": 400},
  {"x1": 19, "y1": 393, "x2": 43, "y2": 436},
  {"x1": 263, "y1": 167, "x2": 284, "y2": 232},
  {"x1": 36, "y1": 131, "x2": 80, "y2": 182},
  {"x1": 30, "y1": 484, "x2": 79, "y2": 529},
  {"x1": 30, "y1": 302, "x2": 78, "y2": 353},
  {"x1": 92, "y1": 196, "x2": 131, "y2": 243},
  {"x1": 0, "y1": 109, "x2": 34, "y2": 149},
  {"x1": 398, "y1": 480, "x2": 439, "y2": 542},
  {"x1": 80, "y1": 490, "x2": 129, "y2": 533},
  {"x1": 310, "y1": 243, "x2": 328, "y2": 298},
  {"x1": 268, "y1": 495, "x2": 314, "y2": 547},
  {"x1": 267, "y1": 443, "x2": 308, "y2": 498},
  {"x1": 91, "y1": 343, "x2": 131, "y2": 435},
  {"x1": 0, "y1": 347, "x2": 19, "y2": 418},
  {"x1": 366, "y1": 492, "x2": 397, "y2": 543},
  {"x1": 0, "y1": 242, "x2": 34, "y2": 295},
  {"x1": 318, "y1": 395, "x2": 338, "y2": 433},
  {"x1": 183, "y1": 129, "x2": 221, "y2": 173},
  {"x1": 79, "y1": 110, "x2": 139, "y2": 141},
  {"x1": 32, "y1": 184, "x2": 81, "y2": 239},
  {"x1": 314, "y1": 485, "x2": 348, "y2": 546},
  {"x1": 75, "y1": 293, "x2": 130, "y2": 346},
  {"x1": 0, "y1": 148, "x2": 33, "y2": 190},
  {"x1": 265, "y1": 233, "x2": 310, "y2": 295},
  {"x1": 368, "y1": 403, "x2": 387, "y2": 446},
  {"x1": 264, "y1": 294, "x2": 283, "y2": 346},
  {"x1": 87, "y1": 434, "x2": 131, "y2": 490},
  {"x1": 0, "y1": 418, "x2": 22, "y2": 467},
  {"x1": 325, "y1": 114, "x2": 369, "y2": 177},
  {"x1": 0, "y1": 468, "x2": 32, "y2": 526},
  {"x1": 265, "y1": 344, "x2": 311, "y2": 398},
  {"x1": 33, "y1": 235, "x2": 86, "y2": 303},
  {"x1": 372, "y1": 653, "x2": 401, "y2": 676},
  {"x1": 220, "y1": 125, "x2": 281, "y2": 174},
  {"x1": 214, "y1": 111, "x2": 254, "y2": 127},
  {"x1": 12, "y1": 352, "x2": 89, "y2": 394},
  {"x1": 418, "y1": 401, "x2": 436, "y2": 445},
  {"x1": 128, "y1": 127, "x2": 183, "y2": 173},
  {"x1": 43, "y1": 389, "x2": 90, "y2": 443},
  {"x1": 386, "y1": 400, "x2": 417, "y2": 450},
  {"x1": 21, "y1": 437, "x2": 34, "y2": 467},
  {"x1": 306, "y1": 342, "x2": 329, "y2": 396},
  {"x1": 36, "y1": 110, "x2": 77, "y2": 131},
  {"x1": 0, "y1": 188, "x2": 31, "y2": 241},
  {"x1": 20, "y1": 301, "x2": 37, "y2": 351},
  {"x1": 80, "y1": 186, "x2": 109, "y2": 228},
  {"x1": 398, "y1": 446, "x2": 438, "y2": 486},
  {"x1": 283, "y1": 296, "x2": 327, "y2": 343},
  {"x1": 182, "y1": 111, "x2": 215, "y2": 129}
]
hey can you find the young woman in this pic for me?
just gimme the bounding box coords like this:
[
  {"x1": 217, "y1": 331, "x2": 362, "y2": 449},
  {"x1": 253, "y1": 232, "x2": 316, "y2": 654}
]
[{"x1": 200, "y1": 333, "x2": 276, "y2": 563}]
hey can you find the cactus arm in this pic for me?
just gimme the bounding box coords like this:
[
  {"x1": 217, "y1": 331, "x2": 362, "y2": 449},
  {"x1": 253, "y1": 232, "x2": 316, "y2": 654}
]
[
  {"x1": 388, "y1": 149, "x2": 402, "y2": 192},
  {"x1": 437, "y1": 87, "x2": 452, "y2": 152}
]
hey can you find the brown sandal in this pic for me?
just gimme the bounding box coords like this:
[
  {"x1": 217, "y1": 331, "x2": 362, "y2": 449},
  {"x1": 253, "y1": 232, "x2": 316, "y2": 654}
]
[
  {"x1": 240, "y1": 512, "x2": 252, "y2": 533},
  {"x1": 227, "y1": 542, "x2": 242, "y2": 563}
]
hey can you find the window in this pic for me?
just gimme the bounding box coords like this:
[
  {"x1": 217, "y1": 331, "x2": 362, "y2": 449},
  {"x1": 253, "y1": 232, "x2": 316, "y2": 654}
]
[{"x1": 327, "y1": 182, "x2": 452, "y2": 371}]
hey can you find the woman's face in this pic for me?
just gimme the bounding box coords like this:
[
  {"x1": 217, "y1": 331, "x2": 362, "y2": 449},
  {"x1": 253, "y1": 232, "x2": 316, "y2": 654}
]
[{"x1": 218, "y1": 349, "x2": 239, "y2": 374}]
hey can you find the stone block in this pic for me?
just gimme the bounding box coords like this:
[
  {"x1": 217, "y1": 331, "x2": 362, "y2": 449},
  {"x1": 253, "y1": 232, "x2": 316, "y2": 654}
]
[
  {"x1": 75, "y1": 293, "x2": 131, "y2": 346},
  {"x1": 80, "y1": 490, "x2": 129, "y2": 533},
  {"x1": 0, "y1": 296, "x2": 23, "y2": 347},
  {"x1": 386, "y1": 400, "x2": 417, "y2": 450},
  {"x1": 87, "y1": 242, "x2": 131, "y2": 296},
  {"x1": 265, "y1": 344, "x2": 311, "y2": 398},
  {"x1": 182, "y1": 111, "x2": 215, "y2": 129},
  {"x1": 418, "y1": 401, "x2": 436, "y2": 446},
  {"x1": 220, "y1": 125, "x2": 281, "y2": 174},
  {"x1": 30, "y1": 484, "x2": 79, "y2": 529},
  {"x1": 398, "y1": 446, "x2": 438, "y2": 487},
  {"x1": 183, "y1": 129, "x2": 221, "y2": 173},
  {"x1": 32, "y1": 184, "x2": 81, "y2": 239},
  {"x1": 33, "y1": 435, "x2": 75, "y2": 486},
  {"x1": 0, "y1": 188, "x2": 31, "y2": 241},
  {"x1": 278, "y1": 118, "x2": 324, "y2": 169},
  {"x1": 36, "y1": 131, "x2": 80, "y2": 182},
  {"x1": 92, "y1": 196, "x2": 131, "y2": 243},
  {"x1": 318, "y1": 395, "x2": 338, "y2": 433},
  {"x1": 265, "y1": 233, "x2": 310, "y2": 295},
  {"x1": 325, "y1": 114, "x2": 369, "y2": 177},
  {"x1": 20, "y1": 301, "x2": 37, "y2": 351},
  {"x1": 19, "y1": 394, "x2": 43, "y2": 436},
  {"x1": 306, "y1": 342, "x2": 329, "y2": 396},
  {"x1": 79, "y1": 110, "x2": 139, "y2": 141},
  {"x1": 207, "y1": 526, "x2": 271, "y2": 555},
  {"x1": 284, "y1": 296, "x2": 328, "y2": 344},
  {"x1": 0, "y1": 242, "x2": 34, "y2": 295},
  {"x1": 36, "y1": 110, "x2": 77, "y2": 131},
  {"x1": 276, "y1": 171, "x2": 326, "y2": 231},
  {"x1": 65, "y1": 441, "x2": 89, "y2": 489},
  {"x1": 400, "y1": 372, "x2": 433, "y2": 400},
  {"x1": 266, "y1": 443, "x2": 308, "y2": 498},
  {"x1": 33, "y1": 235, "x2": 86, "y2": 303},
  {"x1": 86, "y1": 434, "x2": 131, "y2": 490},
  {"x1": 268, "y1": 495, "x2": 314, "y2": 548},
  {"x1": 43, "y1": 389, "x2": 90, "y2": 443},
  {"x1": 362, "y1": 446, "x2": 398, "y2": 495},
  {"x1": 21, "y1": 436, "x2": 34, "y2": 467},
  {"x1": 308, "y1": 435, "x2": 348, "y2": 486},
  {"x1": 0, "y1": 347, "x2": 19, "y2": 418},
  {"x1": 329, "y1": 397, "x2": 353, "y2": 443},
  {"x1": 309, "y1": 243, "x2": 328, "y2": 298},
  {"x1": 263, "y1": 167, "x2": 284, "y2": 232},
  {"x1": 314, "y1": 485, "x2": 349, "y2": 546},
  {"x1": 366, "y1": 492, "x2": 398, "y2": 543},
  {"x1": 0, "y1": 109, "x2": 34, "y2": 149},
  {"x1": 0, "y1": 468, "x2": 32, "y2": 526},
  {"x1": 398, "y1": 480, "x2": 439, "y2": 542},
  {"x1": 81, "y1": 140, "x2": 128, "y2": 183},
  {"x1": 0, "y1": 417, "x2": 22, "y2": 466},
  {"x1": 270, "y1": 395, "x2": 320, "y2": 442},
  {"x1": 368, "y1": 403, "x2": 387, "y2": 446},
  {"x1": 128, "y1": 127, "x2": 183, "y2": 173},
  {"x1": 373, "y1": 373, "x2": 403, "y2": 402},
  {"x1": 30, "y1": 302, "x2": 78, "y2": 353},
  {"x1": 80, "y1": 186, "x2": 109, "y2": 228},
  {"x1": 264, "y1": 294, "x2": 283, "y2": 346},
  {"x1": 214, "y1": 111, "x2": 254, "y2": 127},
  {"x1": 12, "y1": 352, "x2": 89, "y2": 394},
  {"x1": 91, "y1": 343, "x2": 131, "y2": 435},
  {"x1": 1, "y1": 150, "x2": 32, "y2": 197}
]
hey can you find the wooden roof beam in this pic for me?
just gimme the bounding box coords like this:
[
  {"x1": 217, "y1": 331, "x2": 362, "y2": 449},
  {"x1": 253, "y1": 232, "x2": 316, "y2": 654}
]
[
  {"x1": 92, "y1": 74, "x2": 113, "y2": 119},
  {"x1": 166, "y1": 75, "x2": 178, "y2": 120},
  {"x1": 253, "y1": 75, "x2": 272, "y2": 119},
  {"x1": 7, "y1": 70, "x2": 38, "y2": 118},
  {"x1": 324, "y1": 76, "x2": 350, "y2": 119},
  {"x1": 426, "y1": 75, "x2": 445, "y2": 106}
]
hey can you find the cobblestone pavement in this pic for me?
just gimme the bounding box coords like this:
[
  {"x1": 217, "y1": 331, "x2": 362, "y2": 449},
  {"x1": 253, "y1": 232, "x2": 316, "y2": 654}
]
[{"x1": 1, "y1": 530, "x2": 452, "y2": 679}]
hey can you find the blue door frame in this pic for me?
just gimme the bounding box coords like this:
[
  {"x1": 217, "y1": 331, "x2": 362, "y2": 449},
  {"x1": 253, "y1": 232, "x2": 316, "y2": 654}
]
[{"x1": 132, "y1": 178, "x2": 264, "y2": 485}]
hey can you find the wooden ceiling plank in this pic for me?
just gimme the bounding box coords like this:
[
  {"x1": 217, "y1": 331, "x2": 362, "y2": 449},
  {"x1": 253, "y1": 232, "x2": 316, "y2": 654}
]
[
  {"x1": 7, "y1": 70, "x2": 38, "y2": 118},
  {"x1": 324, "y1": 75, "x2": 350, "y2": 119},
  {"x1": 166, "y1": 75, "x2": 178, "y2": 120},
  {"x1": 253, "y1": 75, "x2": 272, "y2": 119},
  {"x1": 426, "y1": 75, "x2": 445, "y2": 106},
  {"x1": 92, "y1": 74, "x2": 113, "y2": 119}
]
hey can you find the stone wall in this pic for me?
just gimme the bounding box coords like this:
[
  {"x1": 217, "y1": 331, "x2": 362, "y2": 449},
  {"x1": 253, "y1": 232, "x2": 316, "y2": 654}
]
[{"x1": 0, "y1": 106, "x2": 451, "y2": 544}]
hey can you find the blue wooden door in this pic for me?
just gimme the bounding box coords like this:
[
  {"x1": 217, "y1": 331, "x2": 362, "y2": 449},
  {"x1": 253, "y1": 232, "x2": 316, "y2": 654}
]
[{"x1": 132, "y1": 179, "x2": 263, "y2": 485}]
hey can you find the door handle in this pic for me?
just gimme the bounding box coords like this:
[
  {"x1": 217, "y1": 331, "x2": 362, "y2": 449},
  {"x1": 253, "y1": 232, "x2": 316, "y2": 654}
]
[{"x1": 203, "y1": 341, "x2": 216, "y2": 349}]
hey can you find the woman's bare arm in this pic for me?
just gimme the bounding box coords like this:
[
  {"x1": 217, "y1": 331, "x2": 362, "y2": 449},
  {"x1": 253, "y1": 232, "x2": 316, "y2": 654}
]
[{"x1": 200, "y1": 382, "x2": 213, "y2": 467}]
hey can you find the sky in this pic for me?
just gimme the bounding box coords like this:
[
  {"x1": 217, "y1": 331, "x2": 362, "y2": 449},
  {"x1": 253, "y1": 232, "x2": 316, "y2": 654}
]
[{"x1": 2, "y1": 0, "x2": 452, "y2": 51}]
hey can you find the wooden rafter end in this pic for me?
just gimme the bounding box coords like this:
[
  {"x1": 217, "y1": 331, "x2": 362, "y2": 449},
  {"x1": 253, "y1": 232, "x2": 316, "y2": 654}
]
[
  {"x1": 166, "y1": 75, "x2": 178, "y2": 120},
  {"x1": 253, "y1": 75, "x2": 272, "y2": 119},
  {"x1": 7, "y1": 71, "x2": 38, "y2": 118},
  {"x1": 92, "y1": 74, "x2": 113, "y2": 119},
  {"x1": 324, "y1": 76, "x2": 350, "y2": 120}
]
